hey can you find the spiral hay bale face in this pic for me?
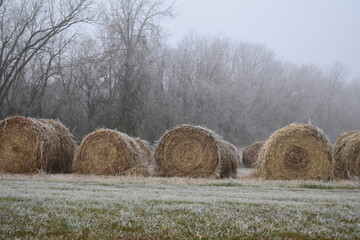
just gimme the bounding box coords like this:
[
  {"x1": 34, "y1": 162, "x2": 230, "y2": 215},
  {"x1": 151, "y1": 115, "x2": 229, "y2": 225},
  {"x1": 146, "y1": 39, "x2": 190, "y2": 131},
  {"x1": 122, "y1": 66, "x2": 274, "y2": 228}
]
[
  {"x1": 334, "y1": 131, "x2": 360, "y2": 179},
  {"x1": 154, "y1": 125, "x2": 240, "y2": 178},
  {"x1": 242, "y1": 141, "x2": 264, "y2": 168},
  {"x1": 75, "y1": 129, "x2": 150, "y2": 176},
  {"x1": 0, "y1": 116, "x2": 76, "y2": 173},
  {"x1": 257, "y1": 123, "x2": 333, "y2": 180}
]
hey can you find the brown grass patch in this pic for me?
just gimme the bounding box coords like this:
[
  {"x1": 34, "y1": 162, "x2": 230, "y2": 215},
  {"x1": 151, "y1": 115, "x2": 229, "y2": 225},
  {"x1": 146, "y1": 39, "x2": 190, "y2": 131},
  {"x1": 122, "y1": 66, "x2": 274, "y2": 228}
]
[
  {"x1": 154, "y1": 125, "x2": 241, "y2": 178},
  {"x1": 257, "y1": 123, "x2": 333, "y2": 180}
]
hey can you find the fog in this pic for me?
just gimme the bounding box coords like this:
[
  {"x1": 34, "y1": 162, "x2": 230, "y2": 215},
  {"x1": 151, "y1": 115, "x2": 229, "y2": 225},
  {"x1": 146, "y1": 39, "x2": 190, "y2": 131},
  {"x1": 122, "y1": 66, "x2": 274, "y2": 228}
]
[
  {"x1": 165, "y1": 0, "x2": 360, "y2": 79},
  {"x1": 1, "y1": 0, "x2": 359, "y2": 145}
]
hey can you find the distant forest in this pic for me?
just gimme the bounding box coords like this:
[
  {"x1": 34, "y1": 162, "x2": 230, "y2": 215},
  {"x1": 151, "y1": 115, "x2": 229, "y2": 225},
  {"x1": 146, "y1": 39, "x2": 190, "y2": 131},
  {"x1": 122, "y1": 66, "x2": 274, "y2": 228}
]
[{"x1": 1, "y1": 0, "x2": 359, "y2": 145}]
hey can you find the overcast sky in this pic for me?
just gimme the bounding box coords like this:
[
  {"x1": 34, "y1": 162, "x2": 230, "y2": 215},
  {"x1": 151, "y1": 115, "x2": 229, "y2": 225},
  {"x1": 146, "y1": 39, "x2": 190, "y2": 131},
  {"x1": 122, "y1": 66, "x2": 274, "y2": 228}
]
[{"x1": 163, "y1": 0, "x2": 360, "y2": 80}]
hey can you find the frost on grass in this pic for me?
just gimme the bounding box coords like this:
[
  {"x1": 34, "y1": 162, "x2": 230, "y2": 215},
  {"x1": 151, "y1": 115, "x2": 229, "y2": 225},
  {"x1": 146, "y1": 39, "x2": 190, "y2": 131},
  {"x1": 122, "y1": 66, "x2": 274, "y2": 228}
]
[{"x1": 0, "y1": 175, "x2": 359, "y2": 239}]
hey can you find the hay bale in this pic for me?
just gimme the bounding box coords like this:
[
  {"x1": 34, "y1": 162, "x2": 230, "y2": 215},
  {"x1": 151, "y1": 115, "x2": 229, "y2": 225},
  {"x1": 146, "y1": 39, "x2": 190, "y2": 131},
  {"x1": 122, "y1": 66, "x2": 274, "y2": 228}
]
[
  {"x1": 257, "y1": 123, "x2": 333, "y2": 180},
  {"x1": 242, "y1": 141, "x2": 264, "y2": 168},
  {"x1": 134, "y1": 138, "x2": 152, "y2": 164},
  {"x1": 134, "y1": 137, "x2": 154, "y2": 175},
  {"x1": 75, "y1": 129, "x2": 150, "y2": 176},
  {"x1": 154, "y1": 125, "x2": 241, "y2": 178},
  {"x1": 334, "y1": 131, "x2": 360, "y2": 179},
  {"x1": 0, "y1": 116, "x2": 76, "y2": 173},
  {"x1": 333, "y1": 131, "x2": 358, "y2": 155}
]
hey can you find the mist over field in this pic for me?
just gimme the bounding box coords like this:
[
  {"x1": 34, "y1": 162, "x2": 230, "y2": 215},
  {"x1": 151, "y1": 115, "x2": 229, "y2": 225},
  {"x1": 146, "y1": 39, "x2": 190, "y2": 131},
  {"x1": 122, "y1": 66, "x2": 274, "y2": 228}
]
[
  {"x1": 1, "y1": 0, "x2": 359, "y2": 145},
  {"x1": 1, "y1": 1, "x2": 360, "y2": 239}
]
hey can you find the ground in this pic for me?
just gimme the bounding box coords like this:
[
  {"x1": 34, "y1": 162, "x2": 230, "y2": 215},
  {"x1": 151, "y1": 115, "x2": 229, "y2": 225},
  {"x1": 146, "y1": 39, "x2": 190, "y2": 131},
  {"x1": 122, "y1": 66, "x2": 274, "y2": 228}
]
[{"x1": 0, "y1": 171, "x2": 359, "y2": 240}]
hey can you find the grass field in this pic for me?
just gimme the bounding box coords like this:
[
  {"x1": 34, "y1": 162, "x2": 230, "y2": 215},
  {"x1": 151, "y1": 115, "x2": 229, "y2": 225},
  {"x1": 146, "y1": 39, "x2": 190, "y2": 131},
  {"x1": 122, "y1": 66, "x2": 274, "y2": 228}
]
[{"x1": 0, "y1": 172, "x2": 360, "y2": 240}]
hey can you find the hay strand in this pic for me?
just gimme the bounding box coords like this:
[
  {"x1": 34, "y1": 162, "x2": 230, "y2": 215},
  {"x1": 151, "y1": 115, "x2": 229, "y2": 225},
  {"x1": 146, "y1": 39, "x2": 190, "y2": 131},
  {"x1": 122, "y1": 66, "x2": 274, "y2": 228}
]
[
  {"x1": 257, "y1": 123, "x2": 334, "y2": 180},
  {"x1": 242, "y1": 141, "x2": 264, "y2": 168},
  {"x1": 0, "y1": 116, "x2": 76, "y2": 173},
  {"x1": 75, "y1": 129, "x2": 150, "y2": 176},
  {"x1": 334, "y1": 131, "x2": 360, "y2": 179},
  {"x1": 154, "y1": 125, "x2": 240, "y2": 178}
]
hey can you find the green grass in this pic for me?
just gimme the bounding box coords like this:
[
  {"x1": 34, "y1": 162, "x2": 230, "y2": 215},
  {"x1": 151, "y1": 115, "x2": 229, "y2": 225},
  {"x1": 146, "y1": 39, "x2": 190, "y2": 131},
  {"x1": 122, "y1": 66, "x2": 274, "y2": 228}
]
[
  {"x1": 297, "y1": 183, "x2": 360, "y2": 190},
  {"x1": 201, "y1": 182, "x2": 245, "y2": 187},
  {"x1": 0, "y1": 176, "x2": 360, "y2": 239}
]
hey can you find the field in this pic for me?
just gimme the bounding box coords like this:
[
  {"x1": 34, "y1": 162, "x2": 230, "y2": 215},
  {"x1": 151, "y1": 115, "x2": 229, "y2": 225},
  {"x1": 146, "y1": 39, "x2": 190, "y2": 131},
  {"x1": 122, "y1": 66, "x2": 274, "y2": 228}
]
[{"x1": 1, "y1": 172, "x2": 360, "y2": 240}]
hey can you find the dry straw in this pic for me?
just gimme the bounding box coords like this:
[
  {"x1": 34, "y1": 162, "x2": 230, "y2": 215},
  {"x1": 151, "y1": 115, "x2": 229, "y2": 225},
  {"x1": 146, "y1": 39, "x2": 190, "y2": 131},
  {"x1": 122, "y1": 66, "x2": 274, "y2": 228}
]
[
  {"x1": 334, "y1": 131, "x2": 360, "y2": 179},
  {"x1": 75, "y1": 129, "x2": 151, "y2": 176},
  {"x1": 134, "y1": 137, "x2": 153, "y2": 165},
  {"x1": 154, "y1": 125, "x2": 241, "y2": 178},
  {"x1": 257, "y1": 123, "x2": 334, "y2": 180},
  {"x1": 242, "y1": 141, "x2": 264, "y2": 168},
  {"x1": 0, "y1": 116, "x2": 76, "y2": 173}
]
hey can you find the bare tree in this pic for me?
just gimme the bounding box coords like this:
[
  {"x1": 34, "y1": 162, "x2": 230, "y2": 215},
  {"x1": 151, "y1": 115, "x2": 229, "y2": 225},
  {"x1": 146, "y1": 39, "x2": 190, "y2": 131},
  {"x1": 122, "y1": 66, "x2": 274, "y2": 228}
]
[
  {"x1": 323, "y1": 63, "x2": 347, "y2": 135},
  {"x1": 0, "y1": 0, "x2": 93, "y2": 117},
  {"x1": 103, "y1": 0, "x2": 173, "y2": 135},
  {"x1": 1, "y1": 0, "x2": 358, "y2": 145}
]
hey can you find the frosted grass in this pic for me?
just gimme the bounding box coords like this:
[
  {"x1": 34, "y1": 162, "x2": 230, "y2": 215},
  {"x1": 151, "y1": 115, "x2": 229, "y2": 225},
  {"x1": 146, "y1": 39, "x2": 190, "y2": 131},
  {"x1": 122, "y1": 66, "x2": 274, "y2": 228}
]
[{"x1": 0, "y1": 174, "x2": 359, "y2": 239}]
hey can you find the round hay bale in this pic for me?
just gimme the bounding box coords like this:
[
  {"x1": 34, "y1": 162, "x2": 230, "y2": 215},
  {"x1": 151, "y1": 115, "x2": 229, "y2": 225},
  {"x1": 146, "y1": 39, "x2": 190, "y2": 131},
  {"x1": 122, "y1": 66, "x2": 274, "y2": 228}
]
[
  {"x1": 0, "y1": 116, "x2": 76, "y2": 173},
  {"x1": 257, "y1": 123, "x2": 333, "y2": 180},
  {"x1": 154, "y1": 125, "x2": 241, "y2": 178},
  {"x1": 134, "y1": 137, "x2": 156, "y2": 176},
  {"x1": 333, "y1": 131, "x2": 358, "y2": 155},
  {"x1": 134, "y1": 137, "x2": 153, "y2": 164},
  {"x1": 334, "y1": 131, "x2": 360, "y2": 179},
  {"x1": 75, "y1": 129, "x2": 150, "y2": 176},
  {"x1": 242, "y1": 141, "x2": 264, "y2": 168}
]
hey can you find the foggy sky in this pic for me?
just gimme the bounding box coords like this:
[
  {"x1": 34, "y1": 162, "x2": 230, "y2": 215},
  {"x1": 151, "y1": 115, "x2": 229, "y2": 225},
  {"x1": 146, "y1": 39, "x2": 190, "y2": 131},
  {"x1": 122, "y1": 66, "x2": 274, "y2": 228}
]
[{"x1": 164, "y1": 0, "x2": 360, "y2": 80}]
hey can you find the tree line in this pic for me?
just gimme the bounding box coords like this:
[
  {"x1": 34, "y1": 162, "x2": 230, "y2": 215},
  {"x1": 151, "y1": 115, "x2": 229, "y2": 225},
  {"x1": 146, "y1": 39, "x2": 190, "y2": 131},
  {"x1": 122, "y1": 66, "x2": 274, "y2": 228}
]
[{"x1": 1, "y1": 0, "x2": 359, "y2": 145}]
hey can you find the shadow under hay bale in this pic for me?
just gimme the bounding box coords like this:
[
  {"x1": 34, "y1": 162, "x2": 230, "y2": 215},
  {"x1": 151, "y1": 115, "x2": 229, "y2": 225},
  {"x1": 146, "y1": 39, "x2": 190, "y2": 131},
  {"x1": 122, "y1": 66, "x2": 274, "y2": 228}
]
[
  {"x1": 242, "y1": 141, "x2": 264, "y2": 168},
  {"x1": 154, "y1": 125, "x2": 241, "y2": 178},
  {"x1": 75, "y1": 129, "x2": 150, "y2": 176},
  {"x1": 257, "y1": 123, "x2": 334, "y2": 180},
  {"x1": 0, "y1": 116, "x2": 76, "y2": 173},
  {"x1": 334, "y1": 131, "x2": 360, "y2": 179}
]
